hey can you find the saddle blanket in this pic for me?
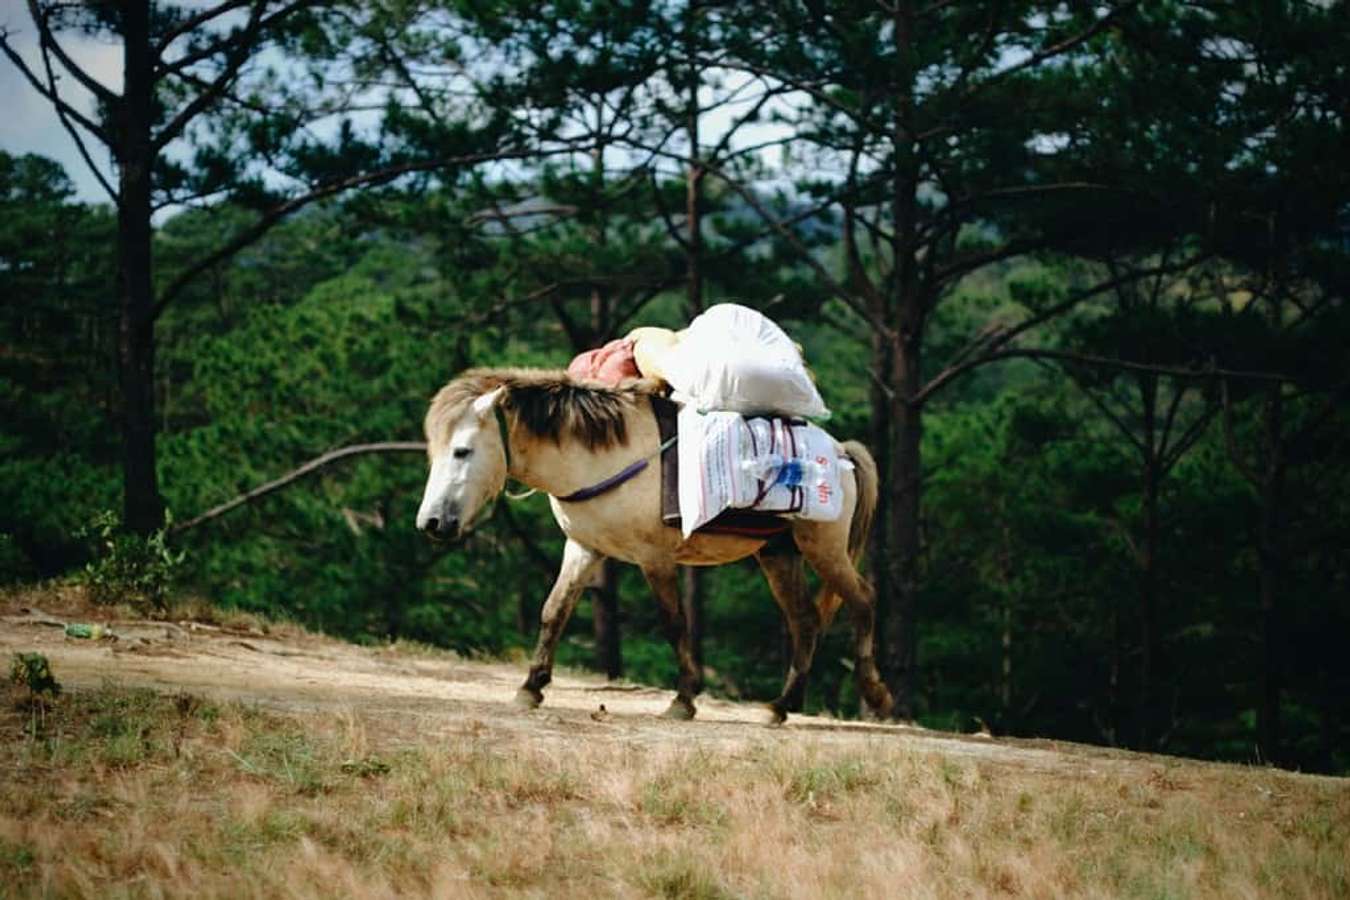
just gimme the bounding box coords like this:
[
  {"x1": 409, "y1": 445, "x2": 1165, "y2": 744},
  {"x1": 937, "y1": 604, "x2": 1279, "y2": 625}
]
[{"x1": 674, "y1": 404, "x2": 848, "y2": 538}]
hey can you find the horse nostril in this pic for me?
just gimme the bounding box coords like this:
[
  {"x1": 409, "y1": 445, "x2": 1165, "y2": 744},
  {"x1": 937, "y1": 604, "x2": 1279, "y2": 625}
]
[
  {"x1": 422, "y1": 517, "x2": 439, "y2": 535},
  {"x1": 443, "y1": 516, "x2": 461, "y2": 537}
]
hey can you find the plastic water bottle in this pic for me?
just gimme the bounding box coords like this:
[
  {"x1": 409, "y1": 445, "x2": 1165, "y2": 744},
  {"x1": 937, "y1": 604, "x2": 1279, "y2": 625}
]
[
  {"x1": 740, "y1": 453, "x2": 784, "y2": 482},
  {"x1": 741, "y1": 453, "x2": 827, "y2": 488},
  {"x1": 775, "y1": 458, "x2": 806, "y2": 487}
]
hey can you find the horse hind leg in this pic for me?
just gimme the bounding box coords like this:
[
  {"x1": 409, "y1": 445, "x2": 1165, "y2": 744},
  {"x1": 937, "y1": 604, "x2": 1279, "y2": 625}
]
[
  {"x1": 835, "y1": 573, "x2": 894, "y2": 719},
  {"x1": 756, "y1": 537, "x2": 821, "y2": 725},
  {"x1": 796, "y1": 525, "x2": 894, "y2": 719},
  {"x1": 517, "y1": 538, "x2": 605, "y2": 709},
  {"x1": 641, "y1": 564, "x2": 702, "y2": 720}
]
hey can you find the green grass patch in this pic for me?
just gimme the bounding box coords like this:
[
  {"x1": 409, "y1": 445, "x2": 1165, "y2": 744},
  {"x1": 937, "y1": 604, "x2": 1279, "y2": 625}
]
[
  {"x1": 636, "y1": 851, "x2": 738, "y2": 900},
  {"x1": 780, "y1": 754, "x2": 880, "y2": 806},
  {"x1": 232, "y1": 727, "x2": 332, "y2": 795},
  {"x1": 0, "y1": 838, "x2": 35, "y2": 877}
]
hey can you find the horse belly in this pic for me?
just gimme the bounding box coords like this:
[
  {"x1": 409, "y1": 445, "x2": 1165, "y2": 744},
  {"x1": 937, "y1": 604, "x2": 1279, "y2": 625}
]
[
  {"x1": 672, "y1": 531, "x2": 766, "y2": 565},
  {"x1": 549, "y1": 494, "x2": 762, "y2": 567}
]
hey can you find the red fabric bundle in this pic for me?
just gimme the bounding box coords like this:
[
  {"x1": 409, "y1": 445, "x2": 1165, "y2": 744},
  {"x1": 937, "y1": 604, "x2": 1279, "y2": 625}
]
[{"x1": 566, "y1": 338, "x2": 640, "y2": 385}]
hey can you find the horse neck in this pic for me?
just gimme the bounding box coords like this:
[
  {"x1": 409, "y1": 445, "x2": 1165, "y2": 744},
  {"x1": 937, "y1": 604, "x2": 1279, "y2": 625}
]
[{"x1": 506, "y1": 416, "x2": 647, "y2": 498}]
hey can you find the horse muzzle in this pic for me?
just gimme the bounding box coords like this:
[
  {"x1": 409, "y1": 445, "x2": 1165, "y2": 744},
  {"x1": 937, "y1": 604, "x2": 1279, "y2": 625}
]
[{"x1": 416, "y1": 511, "x2": 462, "y2": 542}]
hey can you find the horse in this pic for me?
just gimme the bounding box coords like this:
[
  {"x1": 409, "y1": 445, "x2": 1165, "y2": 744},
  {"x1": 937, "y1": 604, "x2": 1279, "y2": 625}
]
[{"x1": 415, "y1": 367, "x2": 894, "y2": 723}]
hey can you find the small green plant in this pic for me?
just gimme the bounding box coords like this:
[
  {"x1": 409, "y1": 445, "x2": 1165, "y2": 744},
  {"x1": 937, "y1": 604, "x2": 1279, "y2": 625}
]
[
  {"x1": 10, "y1": 652, "x2": 60, "y2": 737},
  {"x1": 10, "y1": 652, "x2": 61, "y2": 700},
  {"x1": 77, "y1": 510, "x2": 185, "y2": 612}
]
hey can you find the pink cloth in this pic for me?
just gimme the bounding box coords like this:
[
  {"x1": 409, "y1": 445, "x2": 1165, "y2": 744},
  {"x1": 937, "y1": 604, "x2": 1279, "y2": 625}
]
[{"x1": 566, "y1": 338, "x2": 640, "y2": 385}]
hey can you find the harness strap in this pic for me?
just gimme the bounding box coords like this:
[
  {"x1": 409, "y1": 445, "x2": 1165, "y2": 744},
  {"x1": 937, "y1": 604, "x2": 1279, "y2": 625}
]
[
  {"x1": 493, "y1": 395, "x2": 675, "y2": 504},
  {"x1": 556, "y1": 434, "x2": 678, "y2": 503}
]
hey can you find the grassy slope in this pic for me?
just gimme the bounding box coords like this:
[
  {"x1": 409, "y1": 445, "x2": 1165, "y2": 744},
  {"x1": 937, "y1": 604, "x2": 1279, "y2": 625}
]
[{"x1": 2, "y1": 590, "x2": 1348, "y2": 898}]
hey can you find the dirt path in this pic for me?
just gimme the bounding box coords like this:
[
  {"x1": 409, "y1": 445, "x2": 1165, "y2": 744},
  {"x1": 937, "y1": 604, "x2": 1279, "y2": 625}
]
[{"x1": 0, "y1": 603, "x2": 1324, "y2": 784}]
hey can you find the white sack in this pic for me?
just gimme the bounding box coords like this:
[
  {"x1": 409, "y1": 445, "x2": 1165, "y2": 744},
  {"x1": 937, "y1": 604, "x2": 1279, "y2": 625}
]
[
  {"x1": 741, "y1": 416, "x2": 845, "y2": 522},
  {"x1": 677, "y1": 405, "x2": 845, "y2": 537},
  {"x1": 659, "y1": 303, "x2": 830, "y2": 419}
]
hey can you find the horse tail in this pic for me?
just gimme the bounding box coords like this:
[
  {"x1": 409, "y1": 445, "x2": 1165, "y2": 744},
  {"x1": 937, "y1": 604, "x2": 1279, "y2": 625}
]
[
  {"x1": 841, "y1": 440, "x2": 878, "y2": 566},
  {"x1": 815, "y1": 439, "x2": 879, "y2": 629}
]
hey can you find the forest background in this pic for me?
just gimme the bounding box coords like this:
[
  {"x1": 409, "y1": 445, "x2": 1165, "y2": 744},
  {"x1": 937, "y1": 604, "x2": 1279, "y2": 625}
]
[{"x1": 1, "y1": 0, "x2": 1347, "y2": 774}]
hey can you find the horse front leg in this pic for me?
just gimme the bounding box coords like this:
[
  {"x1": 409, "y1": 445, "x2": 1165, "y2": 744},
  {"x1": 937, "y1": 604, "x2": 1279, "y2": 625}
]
[
  {"x1": 516, "y1": 538, "x2": 605, "y2": 709},
  {"x1": 640, "y1": 565, "x2": 702, "y2": 720}
]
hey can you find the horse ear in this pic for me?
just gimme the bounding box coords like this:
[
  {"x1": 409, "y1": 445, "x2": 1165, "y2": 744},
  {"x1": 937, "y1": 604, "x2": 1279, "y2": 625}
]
[{"x1": 471, "y1": 386, "x2": 506, "y2": 419}]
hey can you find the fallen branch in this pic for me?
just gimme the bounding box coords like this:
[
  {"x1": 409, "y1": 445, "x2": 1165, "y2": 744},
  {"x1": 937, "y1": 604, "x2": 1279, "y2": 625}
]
[{"x1": 172, "y1": 442, "x2": 427, "y2": 534}]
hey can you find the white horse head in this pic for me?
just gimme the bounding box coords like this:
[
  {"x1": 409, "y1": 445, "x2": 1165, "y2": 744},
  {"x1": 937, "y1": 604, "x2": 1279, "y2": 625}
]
[{"x1": 416, "y1": 385, "x2": 508, "y2": 541}]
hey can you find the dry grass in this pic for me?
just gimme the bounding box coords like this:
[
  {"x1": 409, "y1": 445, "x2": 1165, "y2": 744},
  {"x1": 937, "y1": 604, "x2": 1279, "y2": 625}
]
[{"x1": 3, "y1": 678, "x2": 1348, "y2": 900}]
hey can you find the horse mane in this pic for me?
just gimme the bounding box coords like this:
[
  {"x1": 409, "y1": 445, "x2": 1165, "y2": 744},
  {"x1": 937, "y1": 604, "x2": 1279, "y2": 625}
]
[{"x1": 425, "y1": 367, "x2": 660, "y2": 452}]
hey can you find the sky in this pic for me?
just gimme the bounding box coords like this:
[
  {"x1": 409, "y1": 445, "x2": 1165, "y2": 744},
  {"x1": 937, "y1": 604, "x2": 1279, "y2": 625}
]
[
  {"x1": 0, "y1": 8, "x2": 122, "y2": 204},
  {"x1": 0, "y1": 5, "x2": 797, "y2": 209}
]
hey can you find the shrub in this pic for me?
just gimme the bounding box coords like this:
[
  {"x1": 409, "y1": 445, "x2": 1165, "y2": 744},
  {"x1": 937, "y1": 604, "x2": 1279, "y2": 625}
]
[{"x1": 77, "y1": 510, "x2": 185, "y2": 612}]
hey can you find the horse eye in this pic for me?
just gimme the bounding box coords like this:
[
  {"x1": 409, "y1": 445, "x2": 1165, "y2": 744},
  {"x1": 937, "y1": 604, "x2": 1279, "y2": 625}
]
[{"x1": 452, "y1": 447, "x2": 473, "y2": 460}]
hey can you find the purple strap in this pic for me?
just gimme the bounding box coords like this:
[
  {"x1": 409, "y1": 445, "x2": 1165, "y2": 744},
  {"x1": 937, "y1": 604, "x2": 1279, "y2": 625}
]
[{"x1": 556, "y1": 458, "x2": 651, "y2": 503}]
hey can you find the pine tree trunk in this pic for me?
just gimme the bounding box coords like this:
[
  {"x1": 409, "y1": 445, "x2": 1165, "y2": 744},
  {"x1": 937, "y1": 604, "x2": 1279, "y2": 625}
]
[
  {"x1": 883, "y1": 338, "x2": 923, "y2": 720},
  {"x1": 1256, "y1": 386, "x2": 1285, "y2": 764},
  {"x1": 117, "y1": 0, "x2": 163, "y2": 535},
  {"x1": 586, "y1": 109, "x2": 622, "y2": 679},
  {"x1": 880, "y1": 0, "x2": 922, "y2": 722},
  {"x1": 1138, "y1": 375, "x2": 1160, "y2": 749},
  {"x1": 999, "y1": 525, "x2": 1013, "y2": 728},
  {"x1": 1139, "y1": 461, "x2": 1160, "y2": 748},
  {"x1": 592, "y1": 563, "x2": 622, "y2": 680},
  {"x1": 681, "y1": 52, "x2": 706, "y2": 670},
  {"x1": 867, "y1": 329, "x2": 893, "y2": 697}
]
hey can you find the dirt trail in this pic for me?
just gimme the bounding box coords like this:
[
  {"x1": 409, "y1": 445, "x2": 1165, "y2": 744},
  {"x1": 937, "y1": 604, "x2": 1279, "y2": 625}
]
[{"x1": 0, "y1": 604, "x2": 1319, "y2": 783}]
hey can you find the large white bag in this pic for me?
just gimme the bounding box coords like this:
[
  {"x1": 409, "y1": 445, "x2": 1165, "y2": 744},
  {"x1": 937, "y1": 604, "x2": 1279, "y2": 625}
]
[
  {"x1": 677, "y1": 405, "x2": 847, "y2": 536},
  {"x1": 658, "y1": 304, "x2": 830, "y2": 419}
]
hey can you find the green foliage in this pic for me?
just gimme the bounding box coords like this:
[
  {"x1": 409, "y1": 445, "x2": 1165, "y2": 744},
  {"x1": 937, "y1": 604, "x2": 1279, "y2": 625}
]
[
  {"x1": 77, "y1": 510, "x2": 185, "y2": 613},
  {"x1": 10, "y1": 652, "x2": 60, "y2": 700},
  {"x1": 0, "y1": 152, "x2": 119, "y2": 580}
]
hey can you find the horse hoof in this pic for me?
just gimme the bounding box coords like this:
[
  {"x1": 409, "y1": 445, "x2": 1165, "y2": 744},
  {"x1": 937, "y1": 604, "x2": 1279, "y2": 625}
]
[
  {"x1": 764, "y1": 704, "x2": 788, "y2": 727},
  {"x1": 662, "y1": 698, "x2": 697, "y2": 720},
  {"x1": 514, "y1": 687, "x2": 543, "y2": 709},
  {"x1": 865, "y1": 685, "x2": 896, "y2": 720}
]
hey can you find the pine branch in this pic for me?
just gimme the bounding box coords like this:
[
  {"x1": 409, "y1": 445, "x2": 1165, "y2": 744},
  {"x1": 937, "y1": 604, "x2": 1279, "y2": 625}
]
[
  {"x1": 153, "y1": 1, "x2": 280, "y2": 150},
  {"x1": 963, "y1": 2, "x2": 1140, "y2": 99},
  {"x1": 957, "y1": 347, "x2": 1294, "y2": 389},
  {"x1": 153, "y1": 0, "x2": 256, "y2": 58},
  {"x1": 28, "y1": 0, "x2": 117, "y2": 104},
  {"x1": 151, "y1": 145, "x2": 565, "y2": 320},
  {"x1": 914, "y1": 254, "x2": 1213, "y2": 405},
  {"x1": 0, "y1": 27, "x2": 111, "y2": 144},
  {"x1": 34, "y1": 21, "x2": 116, "y2": 201},
  {"x1": 172, "y1": 441, "x2": 427, "y2": 534}
]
